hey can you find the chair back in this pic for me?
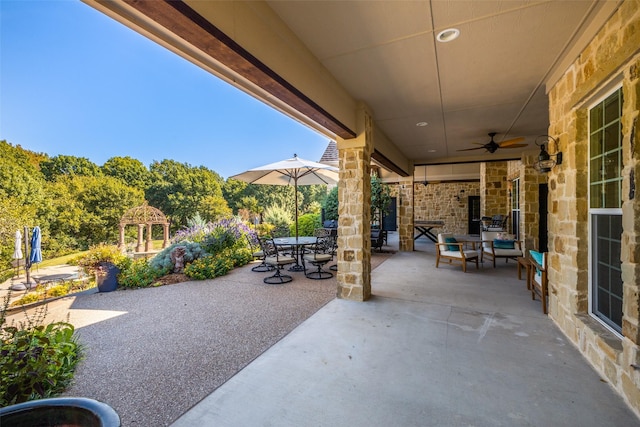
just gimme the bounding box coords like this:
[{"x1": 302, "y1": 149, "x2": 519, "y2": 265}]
[
  {"x1": 314, "y1": 228, "x2": 331, "y2": 238},
  {"x1": 262, "y1": 238, "x2": 278, "y2": 258},
  {"x1": 437, "y1": 233, "x2": 454, "y2": 245},
  {"x1": 314, "y1": 235, "x2": 333, "y2": 254},
  {"x1": 481, "y1": 231, "x2": 501, "y2": 249}
]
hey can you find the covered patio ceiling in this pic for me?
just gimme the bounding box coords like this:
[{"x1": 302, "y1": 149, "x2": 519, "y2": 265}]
[{"x1": 84, "y1": 0, "x2": 620, "y2": 177}]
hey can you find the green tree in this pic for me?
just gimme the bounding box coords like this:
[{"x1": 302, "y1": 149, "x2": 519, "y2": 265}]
[
  {"x1": 76, "y1": 175, "x2": 144, "y2": 244},
  {"x1": 371, "y1": 173, "x2": 391, "y2": 226},
  {"x1": 40, "y1": 155, "x2": 102, "y2": 181},
  {"x1": 200, "y1": 195, "x2": 232, "y2": 222},
  {"x1": 0, "y1": 140, "x2": 46, "y2": 204},
  {"x1": 222, "y1": 178, "x2": 248, "y2": 214},
  {"x1": 146, "y1": 160, "x2": 224, "y2": 228},
  {"x1": 323, "y1": 186, "x2": 338, "y2": 220},
  {"x1": 102, "y1": 156, "x2": 151, "y2": 191}
]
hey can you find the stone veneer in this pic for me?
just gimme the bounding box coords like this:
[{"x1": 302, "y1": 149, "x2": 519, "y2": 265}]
[
  {"x1": 547, "y1": 0, "x2": 640, "y2": 416},
  {"x1": 336, "y1": 106, "x2": 373, "y2": 301},
  {"x1": 413, "y1": 182, "x2": 480, "y2": 235},
  {"x1": 507, "y1": 157, "x2": 547, "y2": 253},
  {"x1": 480, "y1": 162, "x2": 510, "y2": 225}
]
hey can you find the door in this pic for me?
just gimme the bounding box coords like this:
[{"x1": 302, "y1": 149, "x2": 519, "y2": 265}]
[
  {"x1": 382, "y1": 197, "x2": 397, "y2": 231},
  {"x1": 539, "y1": 184, "x2": 548, "y2": 252},
  {"x1": 468, "y1": 196, "x2": 481, "y2": 235}
]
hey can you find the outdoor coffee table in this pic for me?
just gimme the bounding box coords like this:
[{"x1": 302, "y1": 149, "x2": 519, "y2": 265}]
[{"x1": 273, "y1": 236, "x2": 316, "y2": 272}]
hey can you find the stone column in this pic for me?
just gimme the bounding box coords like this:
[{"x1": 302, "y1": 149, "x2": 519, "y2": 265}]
[
  {"x1": 480, "y1": 161, "x2": 509, "y2": 219},
  {"x1": 397, "y1": 175, "x2": 414, "y2": 252},
  {"x1": 336, "y1": 104, "x2": 373, "y2": 301},
  {"x1": 145, "y1": 223, "x2": 152, "y2": 252},
  {"x1": 162, "y1": 223, "x2": 170, "y2": 248},
  {"x1": 118, "y1": 224, "x2": 126, "y2": 252},
  {"x1": 136, "y1": 224, "x2": 144, "y2": 253}
]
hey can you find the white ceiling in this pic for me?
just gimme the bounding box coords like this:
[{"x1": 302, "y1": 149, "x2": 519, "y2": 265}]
[
  {"x1": 84, "y1": 0, "x2": 620, "y2": 176},
  {"x1": 266, "y1": 0, "x2": 617, "y2": 166}
]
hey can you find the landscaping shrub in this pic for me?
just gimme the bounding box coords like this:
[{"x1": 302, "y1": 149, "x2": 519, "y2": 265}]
[
  {"x1": 184, "y1": 253, "x2": 234, "y2": 280},
  {"x1": 118, "y1": 259, "x2": 169, "y2": 288},
  {"x1": 72, "y1": 244, "x2": 130, "y2": 275},
  {"x1": 149, "y1": 241, "x2": 207, "y2": 271},
  {"x1": 291, "y1": 213, "x2": 321, "y2": 236},
  {"x1": 0, "y1": 298, "x2": 82, "y2": 406}
]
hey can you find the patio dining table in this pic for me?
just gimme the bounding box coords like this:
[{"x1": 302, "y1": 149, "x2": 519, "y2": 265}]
[
  {"x1": 414, "y1": 220, "x2": 445, "y2": 242},
  {"x1": 273, "y1": 236, "x2": 316, "y2": 272}
]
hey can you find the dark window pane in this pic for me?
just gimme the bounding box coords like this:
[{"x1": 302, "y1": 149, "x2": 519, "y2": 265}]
[
  {"x1": 605, "y1": 180, "x2": 620, "y2": 208},
  {"x1": 611, "y1": 269, "x2": 623, "y2": 298},
  {"x1": 604, "y1": 123, "x2": 621, "y2": 152},
  {"x1": 604, "y1": 91, "x2": 620, "y2": 124},
  {"x1": 612, "y1": 212, "x2": 623, "y2": 231},
  {"x1": 597, "y1": 260, "x2": 609, "y2": 284},
  {"x1": 610, "y1": 296, "x2": 623, "y2": 327},
  {"x1": 591, "y1": 103, "x2": 603, "y2": 130},
  {"x1": 590, "y1": 183, "x2": 602, "y2": 208},
  {"x1": 604, "y1": 151, "x2": 620, "y2": 181},
  {"x1": 590, "y1": 157, "x2": 603, "y2": 183},
  {"x1": 598, "y1": 289, "x2": 610, "y2": 317},
  {"x1": 590, "y1": 130, "x2": 603, "y2": 156}
]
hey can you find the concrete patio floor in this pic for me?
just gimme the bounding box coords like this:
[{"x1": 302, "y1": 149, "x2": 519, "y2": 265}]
[{"x1": 172, "y1": 234, "x2": 640, "y2": 426}]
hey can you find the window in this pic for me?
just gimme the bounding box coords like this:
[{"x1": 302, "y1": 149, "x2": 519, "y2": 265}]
[
  {"x1": 511, "y1": 179, "x2": 520, "y2": 239},
  {"x1": 589, "y1": 87, "x2": 623, "y2": 333}
]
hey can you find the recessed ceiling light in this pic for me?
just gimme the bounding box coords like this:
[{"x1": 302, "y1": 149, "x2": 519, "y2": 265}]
[
  {"x1": 428, "y1": 149, "x2": 437, "y2": 153},
  {"x1": 437, "y1": 28, "x2": 460, "y2": 43},
  {"x1": 416, "y1": 122, "x2": 428, "y2": 127}
]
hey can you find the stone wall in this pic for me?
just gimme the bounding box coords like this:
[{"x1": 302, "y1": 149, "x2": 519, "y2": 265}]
[
  {"x1": 547, "y1": 0, "x2": 640, "y2": 416},
  {"x1": 480, "y1": 161, "x2": 509, "y2": 221},
  {"x1": 507, "y1": 157, "x2": 548, "y2": 252},
  {"x1": 414, "y1": 181, "x2": 480, "y2": 235}
]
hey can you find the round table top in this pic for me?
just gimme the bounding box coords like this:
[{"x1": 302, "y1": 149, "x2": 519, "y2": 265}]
[{"x1": 273, "y1": 236, "x2": 316, "y2": 245}]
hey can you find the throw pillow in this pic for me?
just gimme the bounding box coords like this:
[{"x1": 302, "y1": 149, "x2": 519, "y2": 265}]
[
  {"x1": 444, "y1": 237, "x2": 458, "y2": 251},
  {"x1": 493, "y1": 239, "x2": 515, "y2": 249},
  {"x1": 530, "y1": 250, "x2": 543, "y2": 266}
]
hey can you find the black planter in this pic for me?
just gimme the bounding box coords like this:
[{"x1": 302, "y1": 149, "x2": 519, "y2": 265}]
[
  {"x1": 96, "y1": 262, "x2": 120, "y2": 293},
  {"x1": 0, "y1": 397, "x2": 120, "y2": 426}
]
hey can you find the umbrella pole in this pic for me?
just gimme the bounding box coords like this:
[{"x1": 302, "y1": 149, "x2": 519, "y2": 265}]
[
  {"x1": 294, "y1": 175, "x2": 299, "y2": 239},
  {"x1": 24, "y1": 226, "x2": 31, "y2": 285}
]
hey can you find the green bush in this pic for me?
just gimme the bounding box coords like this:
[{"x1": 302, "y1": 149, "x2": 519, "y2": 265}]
[
  {"x1": 184, "y1": 253, "x2": 234, "y2": 280},
  {"x1": 291, "y1": 213, "x2": 321, "y2": 236},
  {"x1": 0, "y1": 300, "x2": 82, "y2": 406},
  {"x1": 149, "y1": 241, "x2": 207, "y2": 271},
  {"x1": 228, "y1": 247, "x2": 253, "y2": 267},
  {"x1": 72, "y1": 244, "x2": 129, "y2": 275},
  {"x1": 118, "y1": 259, "x2": 169, "y2": 288},
  {"x1": 263, "y1": 204, "x2": 292, "y2": 232}
]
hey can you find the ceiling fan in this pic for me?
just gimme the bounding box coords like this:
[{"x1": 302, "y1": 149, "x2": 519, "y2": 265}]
[{"x1": 458, "y1": 132, "x2": 527, "y2": 153}]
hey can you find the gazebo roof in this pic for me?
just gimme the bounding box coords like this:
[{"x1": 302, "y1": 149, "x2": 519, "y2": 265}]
[{"x1": 120, "y1": 203, "x2": 168, "y2": 225}]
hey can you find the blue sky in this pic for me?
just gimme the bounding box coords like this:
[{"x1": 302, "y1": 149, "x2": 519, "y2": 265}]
[{"x1": 0, "y1": 0, "x2": 331, "y2": 179}]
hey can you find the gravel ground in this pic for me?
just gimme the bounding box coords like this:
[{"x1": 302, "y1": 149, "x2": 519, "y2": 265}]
[{"x1": 40, "y1": 254, "x2": 392, "y2": 426}]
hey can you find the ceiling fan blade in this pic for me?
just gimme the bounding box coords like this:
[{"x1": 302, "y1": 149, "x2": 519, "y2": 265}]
[
  {"x1": 498, "y1": 137, "x2": 525, "y2": 147},
  {"x1": 501, "y1": 143, "x2": 529, "y2": 149},
  {"x1": 457, "y1": 146, "x2": 487, "y2": 151}
]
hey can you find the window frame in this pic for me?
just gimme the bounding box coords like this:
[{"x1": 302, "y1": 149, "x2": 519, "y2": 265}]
[{"x1": 587, "y1": 86, "x2": 623, "y2": 337}]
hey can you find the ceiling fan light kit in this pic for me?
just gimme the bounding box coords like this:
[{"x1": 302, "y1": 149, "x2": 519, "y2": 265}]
[{"x1": 457, "y1": 132, "x2": 527, "y2": 154}]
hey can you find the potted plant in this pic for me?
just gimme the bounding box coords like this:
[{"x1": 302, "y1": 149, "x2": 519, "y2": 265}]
[{"x1": 74, "y1": 244, "x2": 130, "y2": 292}]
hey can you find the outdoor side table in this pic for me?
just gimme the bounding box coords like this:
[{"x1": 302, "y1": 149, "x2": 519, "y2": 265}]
[{"x1": 517, "y1": 257, "x2": 532, "y2": 290}]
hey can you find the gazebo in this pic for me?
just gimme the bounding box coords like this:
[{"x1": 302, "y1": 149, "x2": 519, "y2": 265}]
[{"x1": 118, "y1": 203, "x2": 170, "y2": 253}]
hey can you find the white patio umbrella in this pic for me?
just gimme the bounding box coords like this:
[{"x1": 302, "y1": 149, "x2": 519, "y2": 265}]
[
  {"x1": 12, "y1": 230, "x2": 23, "y2": 278},
  {"x1": 230, "y1": 154, "x2": 339, "y2": 238},
  {"x1": 12, "y1": 230, "x2": 23, "y2": 260}
]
